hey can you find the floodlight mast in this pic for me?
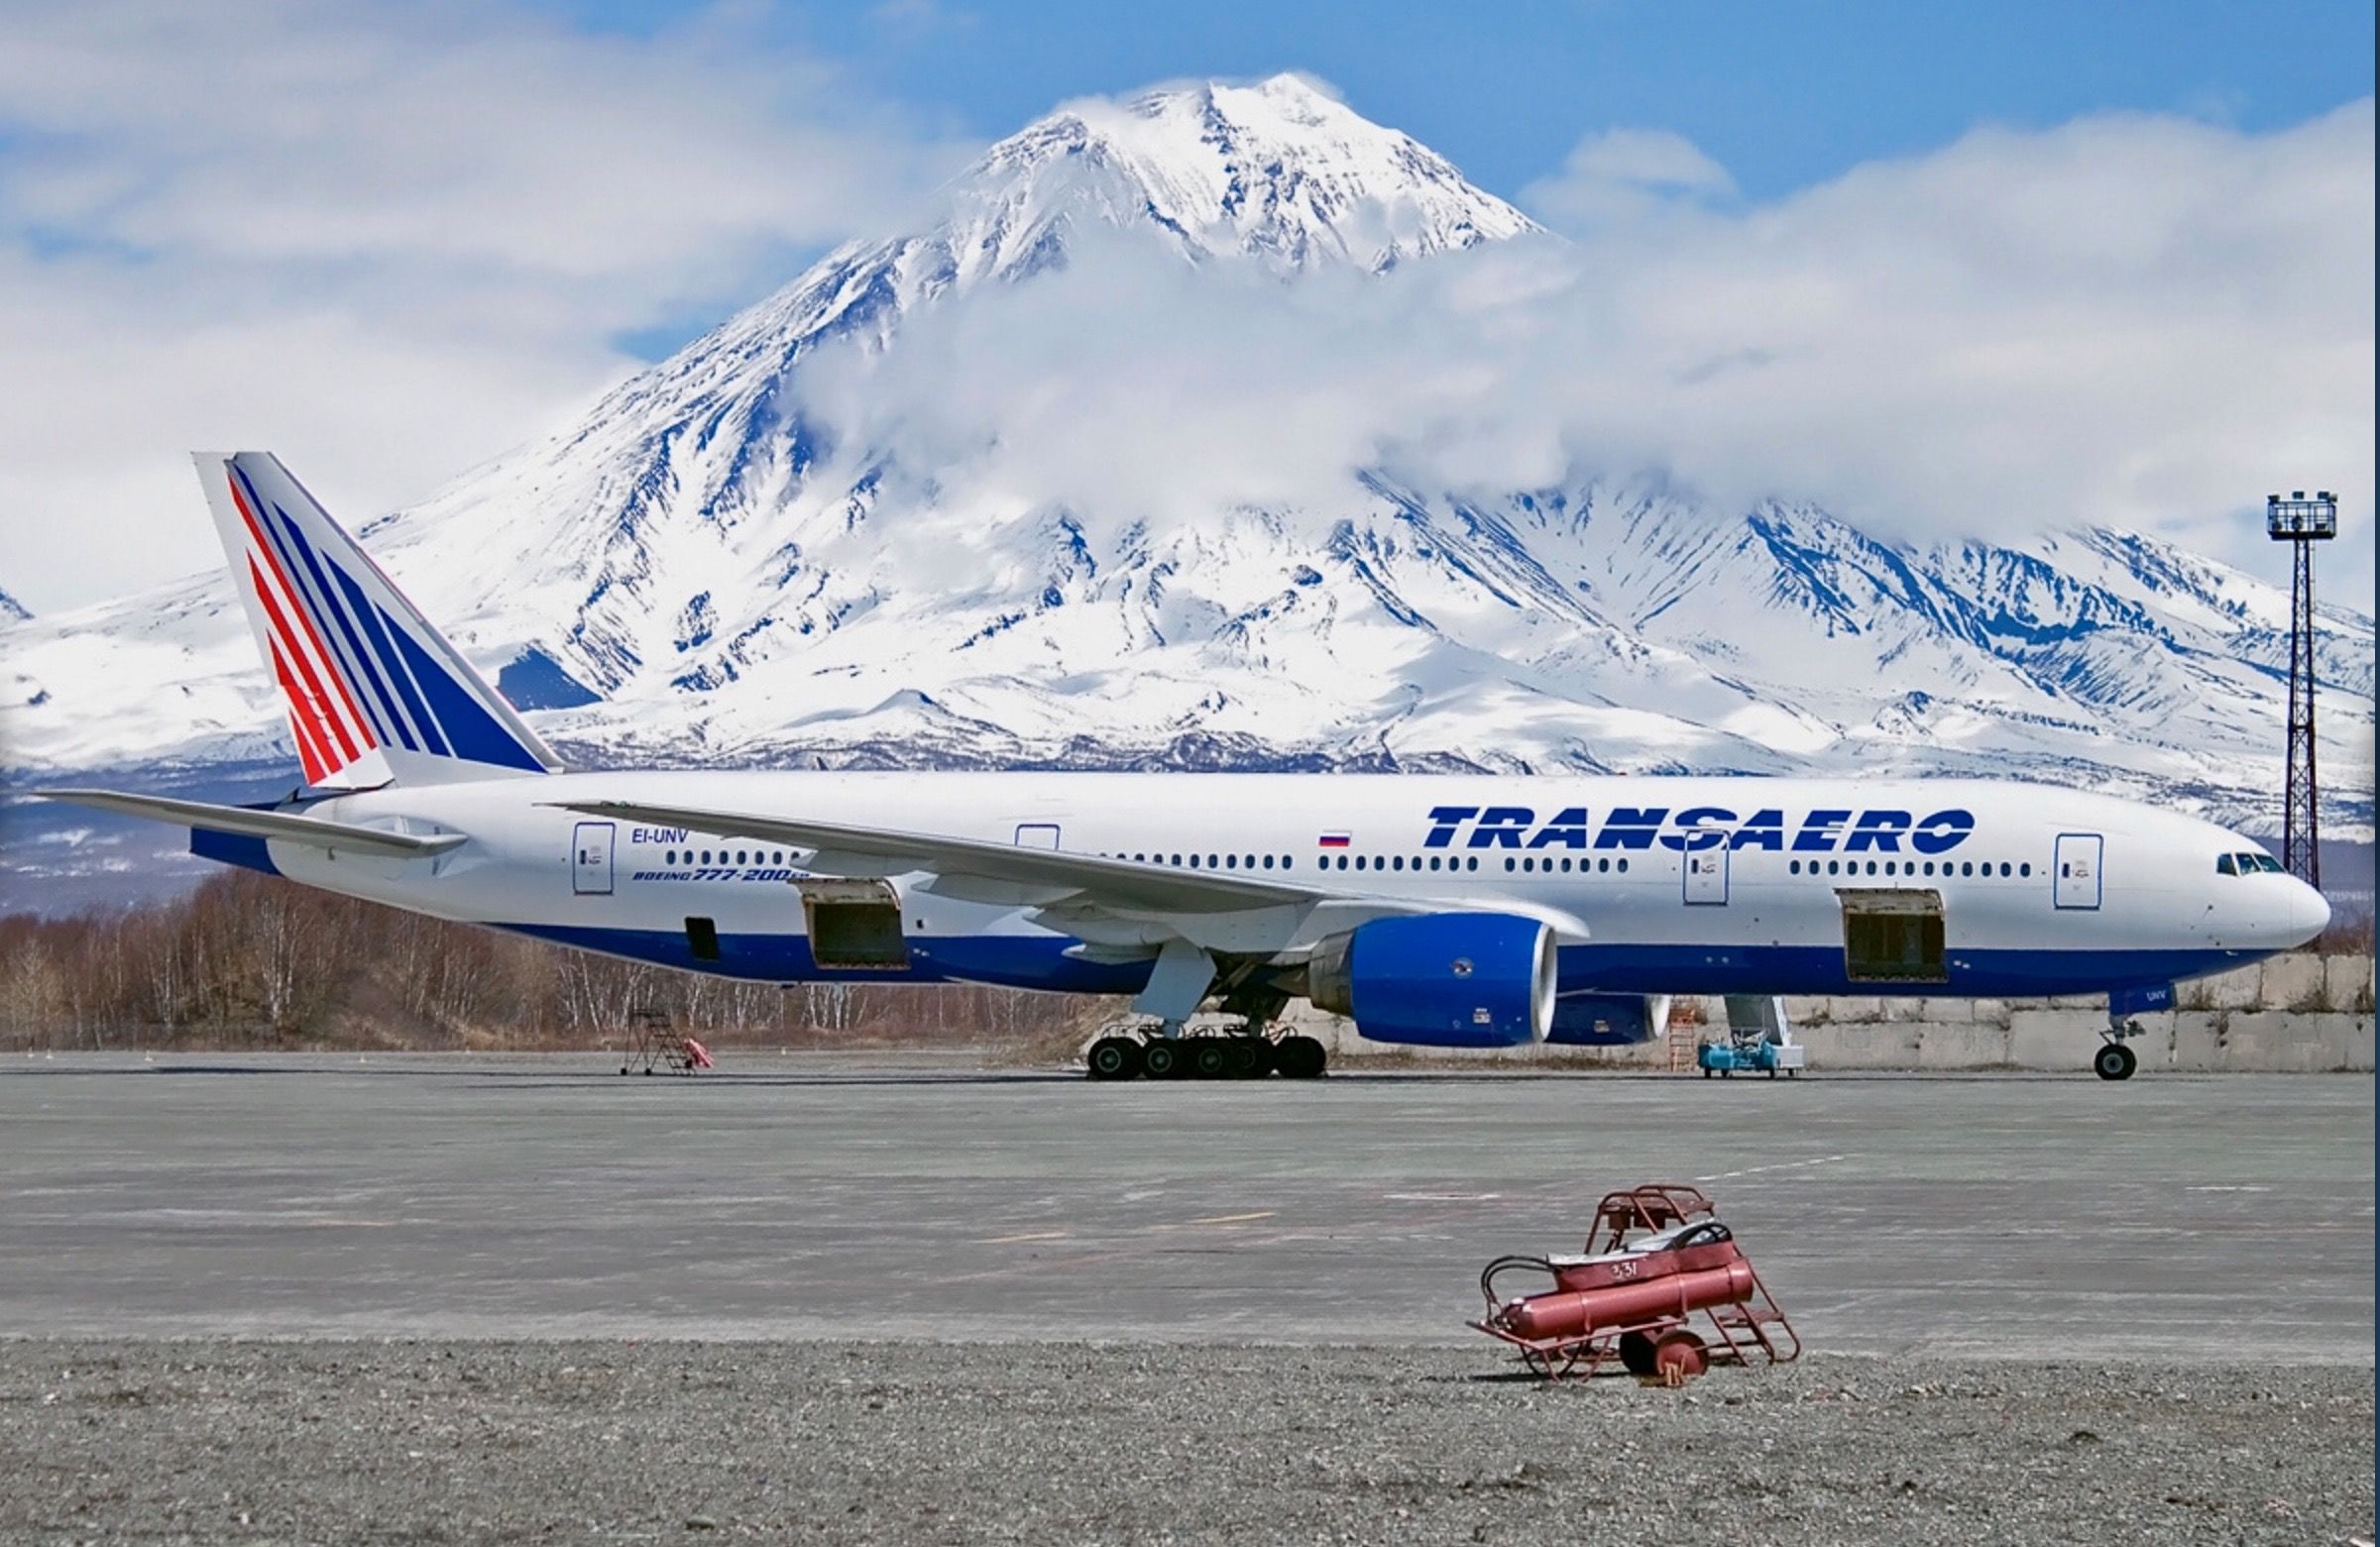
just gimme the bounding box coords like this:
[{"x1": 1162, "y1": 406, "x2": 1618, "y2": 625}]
[{"x1": 2265, "y1": 490, "x2": 2335, "y2": 889}]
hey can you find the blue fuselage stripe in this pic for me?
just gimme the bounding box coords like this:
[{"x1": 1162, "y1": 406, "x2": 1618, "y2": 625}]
[{"x1": 489, "y1": 923, "x2": 2252, "y2": 999}]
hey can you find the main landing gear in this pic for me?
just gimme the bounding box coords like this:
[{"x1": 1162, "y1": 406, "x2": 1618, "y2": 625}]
[
  {"x1": 2094, "y1": 1016, "x2": 2142, "y2": 1081},
  {"x1": 1083, "y1": 1021, "x2": 1328, "y2": 1081}
]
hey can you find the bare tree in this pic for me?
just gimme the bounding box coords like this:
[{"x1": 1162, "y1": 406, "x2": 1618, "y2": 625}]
[{"x1": 0, "y1": 936, "x2": 67, "y2": 1047}]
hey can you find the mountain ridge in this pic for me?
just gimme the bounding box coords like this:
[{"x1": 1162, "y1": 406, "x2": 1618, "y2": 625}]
[{"x1": 0, "y1": 73, "x2": 2370, "y2": 845}]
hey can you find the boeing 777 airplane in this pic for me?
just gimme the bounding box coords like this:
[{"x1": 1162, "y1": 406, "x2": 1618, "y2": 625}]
[{"x1": 40, "y1": 453, "x2": 2329, "y2": 1081}]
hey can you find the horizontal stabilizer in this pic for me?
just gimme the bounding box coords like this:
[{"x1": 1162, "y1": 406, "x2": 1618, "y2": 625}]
[{"x1": 35, "y1": 789, "x2": 464, "y2": 859}]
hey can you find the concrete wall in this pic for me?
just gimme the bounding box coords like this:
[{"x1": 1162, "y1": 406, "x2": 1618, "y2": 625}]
[{"x1": 1290, "y1": 953, "x2": 2375, "y2": 1073}]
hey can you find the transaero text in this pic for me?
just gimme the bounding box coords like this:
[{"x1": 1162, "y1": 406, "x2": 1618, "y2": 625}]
[{"x1": 1420, "y1": 807, "x2": 1978, "y2": 854}]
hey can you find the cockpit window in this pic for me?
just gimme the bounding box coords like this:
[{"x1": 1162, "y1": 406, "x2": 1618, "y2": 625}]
[
  {"x1": 2251, "y1": 853, "x2": 2283, "y2": 874},
  {"x1": 2216, "y1": 854, "x2": 2237, "y2": 876}
]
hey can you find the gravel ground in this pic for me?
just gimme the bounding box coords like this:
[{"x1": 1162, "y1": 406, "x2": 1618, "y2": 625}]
[{"x1": 0, "y1": 1342, "x2": 2369, "y2": 1546}]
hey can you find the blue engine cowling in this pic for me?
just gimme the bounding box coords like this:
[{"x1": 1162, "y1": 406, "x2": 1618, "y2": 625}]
[
  {"x1": 1544, "y1": 994, "x2": 1669, "y2": 1046},
  {"x1": 1304, "y1": 913, "x2": 1556, "y2": 1048}
]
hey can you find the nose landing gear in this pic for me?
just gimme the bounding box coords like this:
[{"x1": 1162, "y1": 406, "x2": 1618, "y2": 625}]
[{"x1": 2094, "y1": 1016, "x2": 2142, "y2": 1081}]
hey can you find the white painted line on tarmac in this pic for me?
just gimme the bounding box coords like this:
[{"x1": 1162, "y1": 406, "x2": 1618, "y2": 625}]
[{"x1": 1696, "y1": 1154, "x2": 1853, "y2": 1182}]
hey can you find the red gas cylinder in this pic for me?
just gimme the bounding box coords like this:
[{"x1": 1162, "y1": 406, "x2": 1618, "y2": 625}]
[{"x1": 1497, "y1": 1259, "x2": 1757, "y2": 1342}]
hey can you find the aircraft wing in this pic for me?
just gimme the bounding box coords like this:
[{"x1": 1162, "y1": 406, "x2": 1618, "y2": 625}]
[
  {"x1": 547, "y1": 799, "x2": 1321, "y2": 915},
  {"x1": 35, "y1": 789, "x2": 465, "y2": 859}
]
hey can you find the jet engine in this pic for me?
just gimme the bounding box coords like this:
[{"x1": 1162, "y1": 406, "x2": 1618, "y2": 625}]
[{"x1": 1303, "y1": 913, "x2": 1556, "y2": 1048}]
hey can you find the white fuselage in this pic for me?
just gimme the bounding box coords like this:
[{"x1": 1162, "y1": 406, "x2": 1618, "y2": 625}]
[{"x1": 230, "y1": 771, "x2": 2325, "y2": 1005}]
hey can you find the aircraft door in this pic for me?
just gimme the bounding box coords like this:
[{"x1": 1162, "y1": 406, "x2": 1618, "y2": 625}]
[
  {"x1": 572, "y1": 822, "x2": 616, "y2": 896},
  {"x1": 2053, "y1": 832, "x2": 2101, "y2": 910},
  {"x1": 1014, "y1": 823, "x2": 1062, "y2": 849},
  {"x1": 1683, "y1": 845, "x2": 1728, "y2": 905}
]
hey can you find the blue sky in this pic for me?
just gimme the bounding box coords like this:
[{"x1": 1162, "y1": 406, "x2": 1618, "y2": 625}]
[
  {"x1": 553, "y1": 0, "x2": 2376, "y2": 204},
  {"x1": 0, "y1": 0, "x2": 2369, "y2": 609},
  {"x1": 570, "y1": 0, "x2": 2380, "y2": 366}
]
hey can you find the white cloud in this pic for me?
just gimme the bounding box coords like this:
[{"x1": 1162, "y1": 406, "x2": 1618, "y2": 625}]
[
  {"x1": 796, "y1": 99, "x2": 2376, "y2": 590},
  {"x1": 869, "y1": 0, "x2": 977, "y2": 41},
  {"x1": 1521, "y1": 127, "x2": 1736, "y2": 229},
  {"x1": 0, "y1": 0, "x2": 976, "y2": 611}
]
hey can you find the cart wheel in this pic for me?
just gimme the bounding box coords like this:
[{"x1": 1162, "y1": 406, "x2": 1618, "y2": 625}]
[
  {"x1": 1617, "y1": 1331, "x2": 1658, "y2": 1377},
  {"x1": 1701, "y1": 1067, "x2": 1712, "y2": 1079},
  {"x1": 1652, "y1": 1330, "x2": 1708, "y2": 1381}
]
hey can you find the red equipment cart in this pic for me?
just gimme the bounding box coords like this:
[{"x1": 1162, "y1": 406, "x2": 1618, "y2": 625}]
[{"x1": 1470, "y1": 1182, "x2": 1799, "y2": 1382}]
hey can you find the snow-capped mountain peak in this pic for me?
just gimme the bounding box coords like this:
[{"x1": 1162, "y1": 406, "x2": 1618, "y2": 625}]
[
  {"x1": 668, "y1": 71, "x2": 1537, "y2": 375},
  {"x1": 961, "y1": 73, "x2": 1540, "y2": 276}
]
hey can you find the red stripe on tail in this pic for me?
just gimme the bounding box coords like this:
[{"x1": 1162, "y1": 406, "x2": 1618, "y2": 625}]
[
  {"x1": 267, "y1": 635, "x2": 335, "y2": 784},
  {"x1": 230, "y1": 474, "x2": 376, "y2": 759},
  {"x1": 248, "y1": 555, "x2": 361, "y2": 766}
]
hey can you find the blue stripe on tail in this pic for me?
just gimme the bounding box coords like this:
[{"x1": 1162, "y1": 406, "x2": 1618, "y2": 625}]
[
  {"x1": 265, "y1": 500, "x2": 421, "y2": 753},
  {"x1": 380, "y1": 600, "x2": 545, "y2": 771},
  {"x1": 326, "y1": 566, "x2": 452, "y2": 758}
]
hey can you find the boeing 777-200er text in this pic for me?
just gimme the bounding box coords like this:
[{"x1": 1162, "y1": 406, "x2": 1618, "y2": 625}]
[{"x1": 41, "y1": 453, "x2": 2330, "y2": 1081}]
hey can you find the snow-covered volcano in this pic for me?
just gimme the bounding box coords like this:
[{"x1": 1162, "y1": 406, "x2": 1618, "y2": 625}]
[{"x1": 1, "y1": 73, "x2": 2371, "y2": 841}]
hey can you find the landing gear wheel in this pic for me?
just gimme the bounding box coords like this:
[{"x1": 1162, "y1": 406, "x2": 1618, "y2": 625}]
[
  {"x1": 1086, "y1": 1036, "x2": 1144, "y2": 1081},
  {"x1": 1274, "y1": 1035, "x2": 1327, "y2": 1079},
  {"x1": 1191, "y1": 1041, "x2": 1231, "y2": 1079},
  {"x1": 1652, "y1": 1330, "x2": 1708, "y2": 1382},
  {"x1": 2094, "y1": 1042, "x2": 2137, "y2": 1082},
  {"x1": 1617, "y1": 1330, "x2": 1658, "y2": 1377},
  {"x1": 1224, "y1": 1040, "x2": 1265, "y2": 1079},
  {"x1": 1142, "y1": 1041, "x2": 1184, "y2": 1080}
]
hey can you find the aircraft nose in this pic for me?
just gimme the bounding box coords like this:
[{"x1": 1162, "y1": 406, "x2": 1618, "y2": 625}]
[{"x1": 2288, "y1": 878, "x2": 2331, "y2": 944}]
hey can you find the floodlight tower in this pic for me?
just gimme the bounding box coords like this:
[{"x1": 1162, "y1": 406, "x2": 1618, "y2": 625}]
[{"x1": 2266, "y1": 490, "x2": 2335, "y2": 887}]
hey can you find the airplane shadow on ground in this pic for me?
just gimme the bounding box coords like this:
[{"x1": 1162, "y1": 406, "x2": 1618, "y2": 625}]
[{"x1": 0, "y1": 1060, "x2": 2193, "y2": 1088}]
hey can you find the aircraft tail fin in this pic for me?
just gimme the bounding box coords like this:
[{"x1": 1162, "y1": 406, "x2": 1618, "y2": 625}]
[{"x1": 194, "y1": 452, "x2": 561, "y2": 787}]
